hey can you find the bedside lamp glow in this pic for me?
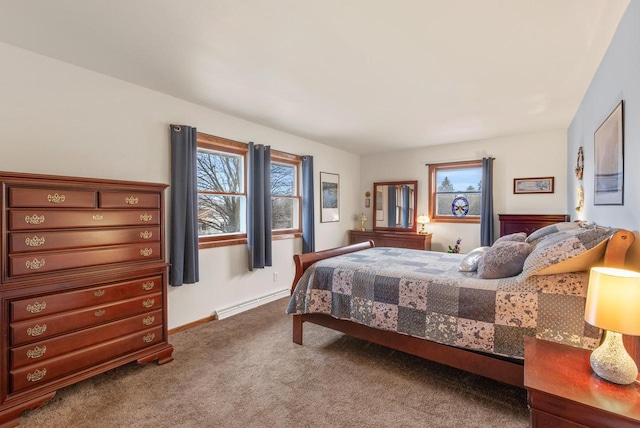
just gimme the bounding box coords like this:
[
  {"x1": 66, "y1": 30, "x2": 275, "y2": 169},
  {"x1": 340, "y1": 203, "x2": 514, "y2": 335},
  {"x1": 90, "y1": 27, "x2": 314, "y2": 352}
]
[
  {"x1": 417, "y1": 215, "x2": 429, "y2": 234},
  {"x1": 584, "y1": 267, "x2": 640, "y2": 385}
]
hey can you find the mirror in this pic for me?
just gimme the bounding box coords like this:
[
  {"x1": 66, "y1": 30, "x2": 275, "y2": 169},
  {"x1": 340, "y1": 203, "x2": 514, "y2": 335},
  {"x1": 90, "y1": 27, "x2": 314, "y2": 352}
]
[{"x1": 373, "y1": 180, "x2": 418, "y2": 232}]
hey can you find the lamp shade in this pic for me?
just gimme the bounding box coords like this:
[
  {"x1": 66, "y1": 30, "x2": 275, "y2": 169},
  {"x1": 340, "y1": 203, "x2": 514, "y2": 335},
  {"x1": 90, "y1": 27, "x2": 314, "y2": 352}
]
[
  {"x1": 585, "y1": 267, "x2": 640, "y2": 336},
  {"x1": 417, "y1": 215, "x2": 428, "y2": 224}
]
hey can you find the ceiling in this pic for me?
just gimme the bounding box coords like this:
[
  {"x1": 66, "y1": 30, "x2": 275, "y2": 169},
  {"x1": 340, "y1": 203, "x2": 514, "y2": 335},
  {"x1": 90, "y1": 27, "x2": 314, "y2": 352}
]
[{"x1": 0, "y1": 1, "x2": 630, "y2": 155}]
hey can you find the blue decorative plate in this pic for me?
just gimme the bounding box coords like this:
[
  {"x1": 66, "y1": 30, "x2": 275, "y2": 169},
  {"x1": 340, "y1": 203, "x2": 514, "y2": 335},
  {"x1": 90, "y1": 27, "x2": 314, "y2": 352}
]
[{"x1": 452, "y1": 196, "x2": 469, "y2": 217}]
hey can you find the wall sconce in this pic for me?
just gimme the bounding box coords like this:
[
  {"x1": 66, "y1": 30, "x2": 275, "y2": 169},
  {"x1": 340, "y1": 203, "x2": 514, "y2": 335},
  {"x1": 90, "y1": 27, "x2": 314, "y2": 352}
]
[
  {"x1": 416, "y1": 214, "x2": 429, "y2": 234},
  {"x1": 584, "y1": 267, "x2": 640, "y2": 384}
]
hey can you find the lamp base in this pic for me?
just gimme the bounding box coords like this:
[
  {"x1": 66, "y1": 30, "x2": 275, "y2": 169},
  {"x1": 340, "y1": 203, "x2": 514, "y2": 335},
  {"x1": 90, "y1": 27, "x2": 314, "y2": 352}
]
[{"x1": 590, "y1": 330, "x2": 638, "y2": 385}]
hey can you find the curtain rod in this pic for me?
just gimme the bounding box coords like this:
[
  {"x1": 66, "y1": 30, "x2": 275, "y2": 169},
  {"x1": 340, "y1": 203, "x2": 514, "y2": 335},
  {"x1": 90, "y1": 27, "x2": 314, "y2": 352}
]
[{"x1": 425, "y1": 157, "x2": 495, "y2": 166}]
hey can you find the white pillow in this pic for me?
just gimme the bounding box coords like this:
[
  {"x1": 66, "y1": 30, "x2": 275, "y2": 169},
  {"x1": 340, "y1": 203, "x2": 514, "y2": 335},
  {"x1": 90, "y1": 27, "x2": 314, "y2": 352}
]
[{"x1": 458, "y1": 246, "x2": 490, "y2": 272}]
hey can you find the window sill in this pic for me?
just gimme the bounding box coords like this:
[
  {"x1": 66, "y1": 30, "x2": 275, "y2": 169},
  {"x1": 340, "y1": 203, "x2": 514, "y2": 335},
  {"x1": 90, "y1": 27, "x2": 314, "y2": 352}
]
[{"x1": 199, "y1": 237, "x2": 247, "y2": 249}]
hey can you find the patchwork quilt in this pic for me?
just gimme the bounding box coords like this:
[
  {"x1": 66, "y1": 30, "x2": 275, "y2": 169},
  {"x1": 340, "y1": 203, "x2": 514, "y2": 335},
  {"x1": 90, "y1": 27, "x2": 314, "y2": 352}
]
[{"x1": 286, "y1": 247, "x2": 601, "y2": 359}]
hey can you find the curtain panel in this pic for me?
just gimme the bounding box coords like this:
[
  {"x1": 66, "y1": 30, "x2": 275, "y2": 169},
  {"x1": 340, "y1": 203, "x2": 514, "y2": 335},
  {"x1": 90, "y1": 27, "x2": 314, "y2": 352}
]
[
  {"x1": 480, "y1": 157, "x2": 495, "y2": 246},
  {"x1": 301, "y1": 156, "x2": 315, "y2": 253},
  {"x1": 247, "y1": 142, "x2": 272, "y2": 270}
]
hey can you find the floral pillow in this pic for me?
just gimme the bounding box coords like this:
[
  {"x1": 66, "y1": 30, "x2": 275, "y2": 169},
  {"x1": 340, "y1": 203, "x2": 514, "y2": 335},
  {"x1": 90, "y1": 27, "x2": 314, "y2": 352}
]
[
  {"x1": 477, "y1": 241, "x2": 533, "y2": 279},
  {"x1": 525, "y1": 222, "x2": 581, "y2": 246},
  {"x1": 493, "y1": 232, "x2": 526, "y2": 244}
]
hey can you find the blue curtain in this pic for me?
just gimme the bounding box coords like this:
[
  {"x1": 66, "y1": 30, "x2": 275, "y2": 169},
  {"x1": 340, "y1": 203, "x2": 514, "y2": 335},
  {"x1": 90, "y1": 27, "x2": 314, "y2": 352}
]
[
  {"x1": 169, "y1": 125, "x2": 199, "y2": 286},
  {"x1": 301, "y1": 156, "x2": 315, "y2": 253},
  {"x1": 247, "y1": 142, "x2": 272, "y2": 270},
  {"x1": 401, "y1": 185, "x2": 410, "y2": 228},
  {"x1": 387, "y1": 185, "x2": 397, "y2": 227},
  {"x1": 480, "y1": 157, "x2": 495, "y2": 246}
]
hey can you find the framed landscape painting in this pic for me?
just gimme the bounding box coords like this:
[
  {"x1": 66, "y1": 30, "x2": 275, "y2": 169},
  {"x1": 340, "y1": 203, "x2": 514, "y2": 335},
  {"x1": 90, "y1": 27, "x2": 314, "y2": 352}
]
[
  {"x1": 320, "y1": 172, "x2": 340, "y2": 222},
  {"x1": 594, "y1": 101, "x2": 624, "y2": 205},
  {"x1": 513, "y1": 177, "x2": 554, "y2": 194}
]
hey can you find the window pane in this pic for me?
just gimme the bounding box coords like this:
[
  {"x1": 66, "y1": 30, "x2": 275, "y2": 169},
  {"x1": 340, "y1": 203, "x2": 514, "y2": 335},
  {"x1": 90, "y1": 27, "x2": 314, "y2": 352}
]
[
  {"x1": 272, "y1": 197, "x2": 299, "y2": 230},
  {"x1": 271, "y1": 163, "x2": 295, "y2": 196},
  {"x1": 435, "y1": 193, "x2": 481, "y2": 217},
  {"x1": 198, "y1": 194, "x2": 246, "y2": 236},
  {"x1": 197, "y1": 150, "x2": 242, "y2": 193},
  {"x1": 436, "y1": 167, "x2": 482, "y2": 193}
]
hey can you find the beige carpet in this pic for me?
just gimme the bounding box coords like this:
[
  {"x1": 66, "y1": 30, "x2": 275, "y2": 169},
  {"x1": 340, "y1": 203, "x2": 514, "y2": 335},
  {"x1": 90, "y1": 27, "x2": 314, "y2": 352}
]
[{"x1": 19, "y1": 298, "x2": 528, "y2": 427}]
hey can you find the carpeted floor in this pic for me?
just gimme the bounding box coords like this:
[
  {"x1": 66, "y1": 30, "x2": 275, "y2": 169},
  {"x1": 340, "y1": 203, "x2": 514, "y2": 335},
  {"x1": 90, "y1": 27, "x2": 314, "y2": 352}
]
[{"x1": 19, "y1": 298, "x2": 528, "y2": 427}]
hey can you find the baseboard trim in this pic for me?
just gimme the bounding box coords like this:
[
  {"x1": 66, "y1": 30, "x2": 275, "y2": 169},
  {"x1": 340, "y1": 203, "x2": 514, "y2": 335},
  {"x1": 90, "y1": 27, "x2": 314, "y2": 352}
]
[
  {"x1": 216, "y1": 288, "x2": 290, "y2": 320},
  {"x1": 168, "y1": 314, "x2": 218, "y2": 335}
]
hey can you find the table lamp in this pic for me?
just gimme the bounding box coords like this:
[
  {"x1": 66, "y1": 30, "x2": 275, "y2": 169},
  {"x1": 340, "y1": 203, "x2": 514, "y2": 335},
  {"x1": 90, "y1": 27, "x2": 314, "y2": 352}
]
[
  {"x1": 584, "y1": 267, "x2": 640, "y2": 385},
  {"x1": 358, "y1": 213, "x2": 367, "y2": 231},
  {"x1": 417, "y1": 215, "x2": 429, "y2": 234}
]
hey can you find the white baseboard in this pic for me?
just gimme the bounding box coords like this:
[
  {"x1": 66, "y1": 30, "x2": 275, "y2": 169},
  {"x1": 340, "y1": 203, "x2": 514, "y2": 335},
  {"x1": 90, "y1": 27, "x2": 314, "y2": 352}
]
[{"x1": 215, "y1": 288, "x2": 290, "y2": 320}]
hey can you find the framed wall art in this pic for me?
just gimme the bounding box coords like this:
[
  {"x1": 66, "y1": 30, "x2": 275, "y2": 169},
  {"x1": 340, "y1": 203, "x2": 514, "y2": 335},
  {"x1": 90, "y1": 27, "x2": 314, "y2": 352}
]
[
  {"x1": 594, "y1": 101, "x2": 624, "y2": 205},
  {"x1": 513, "y1": 177, "x2": 554, "y2": 194},
  {"x1": 320, "y1": 172, "x2": 340, "y2": 222}
]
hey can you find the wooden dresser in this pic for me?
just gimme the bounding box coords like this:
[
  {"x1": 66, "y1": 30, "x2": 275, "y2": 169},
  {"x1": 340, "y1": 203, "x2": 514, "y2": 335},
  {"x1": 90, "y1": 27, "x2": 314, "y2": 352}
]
[
  {"x1": 0, "y1": 171, "x2": 173, "y2": 425},
  {"x1": 349, "y1": 230, "x2": 432, "y2": 251},
  {"x1": 498, "y1": 214, "x2": 570, "y2": 237}
]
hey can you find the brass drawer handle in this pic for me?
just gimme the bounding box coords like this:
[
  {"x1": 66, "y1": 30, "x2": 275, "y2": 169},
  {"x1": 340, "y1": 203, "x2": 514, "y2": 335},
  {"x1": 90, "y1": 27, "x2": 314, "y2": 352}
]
[
  {"x1": 47, "y1": 193, "x2": 65, "y2": 204},
  {"x1": 27, "y1": 368, "x2": 47, "y2": 382},
  {"x1": 27, "y1": 346, "x2": 47, "y2": 359},
  {"x1": 25, "y1": 259, "x2": 45, "y2": 270},
  {"x1": 26, "y1": 301, "x2": 47, "y2": 313},
  {"x1": 92, "y1": 214, "x2": 103, "y2": 220},
  {"x1": 142, "y1": 281, "x2": 154, "y2": 291},
  {"x1": 25, "y1": 214, "x2": 45, "y2": 225},
  {"x1": 140, "y1": 213, "x2": 153, "y2": 222},
  {"x1": 140, "y1": 230, "x2": 153, "y2": 239},
  {"x1": 94, "y1": 309, "x2": 106, "y2": 317},
  {"x1": 94, "y1": 289, "x2": 105, "y2": 297},
  {"x1": 142, "y1": 298, "x2": 155, "y2": 309},
  {"x1": 125, "y1": 196, "x2": 139, "y2": 205},
  {"x1": 25, "y1": 236, "x2": 46, "y2": 247},
  {"x1": 27, "y1": 324, "x2": 47, "y2": 337},
  {"x1": 142, "y1": 316, "x2": 155, "y2": 326},
  {"x1": 140, "y1": 248, "x2": 153, "y2": 257},
  {"x1": 143, "y1": 333, "x2": 155, "y2": 343}
]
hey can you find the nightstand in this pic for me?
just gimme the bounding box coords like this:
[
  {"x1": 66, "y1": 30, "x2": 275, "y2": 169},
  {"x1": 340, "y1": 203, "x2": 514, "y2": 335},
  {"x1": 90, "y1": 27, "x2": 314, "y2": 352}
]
[{"x1": 524, "y1": 336, "x2": 640, "y2": 427}]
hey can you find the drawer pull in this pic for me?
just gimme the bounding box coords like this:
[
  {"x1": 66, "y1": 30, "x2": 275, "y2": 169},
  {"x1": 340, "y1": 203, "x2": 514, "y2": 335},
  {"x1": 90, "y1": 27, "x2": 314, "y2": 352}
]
[
  {"x1": 142, "y1": 298, "x2": 155, "y2": 309},
  {"x1": 93, "y1": 214, "x2": 103, "y2": 220},
  {"x1": 143, "y1": 333, "x2": 155, "y2": 343},
  {"x1": 25, "y1": 236, "x2": 46, "y2": 247},
  {"x1": 47, "y1": 193, "x2": 66, "y2": 204},
  {"x1": 27, "y1": 346, "x2": 47, "y2": 359},
  {"x1": 142, "y1": 316, "x2": 155, "y2": 326},
  {"x1": 125, "y1": 196, "x2": 139, "y2": 205},
  {"x1": 140, "y1": 213, "x2": 153, "y2": 222},
  {"x1": 25, "y1": 214, "x2": 45, "y2": 225},
  {"x1": 140, "y1": 248, "x2": 153, "y2": 257},
  {"x1": 27, "y1": 324, "x2": 47, "y2": 337},
  {"x1": 27, "y1": 368, "x2": 47, "y2": 383},
  {"x1": 140, "y1": 230, "x2": 153, "y2": 239},
  {"x1": 94, "y1": 309, "x2": 106, "y2": 317},
  {"x1": 94, "y1": 289, "x2": 105, "y2": 297},
  {"x1": 142, "y1": 281, "x2": 155, "y2": 291},
  {"x1": 25, "y1": 258, "x2": 46, "y2": 270},
  {"x1": 26, "y1": 301, "x2": 47, "y2": 313}
]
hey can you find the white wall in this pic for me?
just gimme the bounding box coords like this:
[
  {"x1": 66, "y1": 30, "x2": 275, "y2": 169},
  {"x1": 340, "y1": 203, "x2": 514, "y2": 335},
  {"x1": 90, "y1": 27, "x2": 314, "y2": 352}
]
[
  {"x1": 360, "y1": 130, "x2": 568, "y2": 252},
  {"x1": 568, "y1": 1, "x2": 640, "y2": 270},
  {"x1": 0, "y1": 42, "x2": 360, "y2": 329}
]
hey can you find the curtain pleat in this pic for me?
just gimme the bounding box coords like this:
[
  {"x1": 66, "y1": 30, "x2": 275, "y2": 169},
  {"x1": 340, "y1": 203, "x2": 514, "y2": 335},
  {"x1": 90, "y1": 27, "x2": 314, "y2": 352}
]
[
  {"x1": 248, "y1": 142, "x2": 272, "y2": 270},
  {"x1": 401, "y1": 185, "x2": 410, "y2": 228},
  {"x1": 480, "y1": 157, "x2": 495, "y2": 246},
  {"x1": 169, "y1": 125, "x2": 200, "y2": 286},
  {"x1": 388, "y1": 185, "x2": 397, "y2": 227},
  {"x1": 301, "y1": 156, "x2": 315, "y2": 253}
]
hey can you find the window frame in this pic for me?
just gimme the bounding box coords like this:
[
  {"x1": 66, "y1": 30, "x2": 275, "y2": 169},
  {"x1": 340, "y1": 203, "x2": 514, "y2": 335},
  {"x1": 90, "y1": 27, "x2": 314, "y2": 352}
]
[
  {"x1": 428, "y1": 160, "x2": 482, "y2": 224},
  {"x1": 270, "y1": 150, "x2": 302, "y2": 240}
]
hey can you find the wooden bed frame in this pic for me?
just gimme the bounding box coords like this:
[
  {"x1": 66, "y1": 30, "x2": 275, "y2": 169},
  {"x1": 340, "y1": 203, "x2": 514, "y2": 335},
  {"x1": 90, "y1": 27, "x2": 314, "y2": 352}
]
[{"x1": 290, "y1": 230, "x2": 636, "y2": 388}]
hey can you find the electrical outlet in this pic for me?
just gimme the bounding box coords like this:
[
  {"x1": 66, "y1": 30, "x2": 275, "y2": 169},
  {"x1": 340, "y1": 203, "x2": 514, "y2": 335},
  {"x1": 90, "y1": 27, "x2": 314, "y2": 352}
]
[{"x1": 273, "y1": 272, "x2": 279, "y2": 282}]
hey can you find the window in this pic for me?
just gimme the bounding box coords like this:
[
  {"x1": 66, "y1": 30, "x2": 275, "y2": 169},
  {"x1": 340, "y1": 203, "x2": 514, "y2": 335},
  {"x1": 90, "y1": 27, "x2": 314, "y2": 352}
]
[
  {"x1": 271, "y1": 151, "x2": 302, "y2": 236},
  {"x1": 197, "y1": 133, "x2": 248, "y2": 248},
  {"x1": 428, "y1": 160, "x2": 482, "y2": 223}
]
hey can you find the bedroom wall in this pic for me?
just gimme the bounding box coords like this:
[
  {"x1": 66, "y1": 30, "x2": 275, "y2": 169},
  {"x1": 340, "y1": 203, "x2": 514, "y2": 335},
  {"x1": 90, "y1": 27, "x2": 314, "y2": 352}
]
[
  {"x1": 360, "y1": 130, "x2": 568, "y2": 253},
  {"x1": 567, "y1": 1, "x2": 640, "y2": 271},
  {"x1": 0, "y1": 42, "x2": 361, "y2": 329}
]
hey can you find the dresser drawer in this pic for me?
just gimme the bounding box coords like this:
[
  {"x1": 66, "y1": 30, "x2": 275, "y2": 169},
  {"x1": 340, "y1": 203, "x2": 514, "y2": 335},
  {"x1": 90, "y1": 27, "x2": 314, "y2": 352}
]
[
  {"x1": 10, "y1": 325, "x2": 163, "y2": 393},
  {"x1": 10, "y1": 292, "x2": 162, "y2": 346},
  {"x1": 11, "y1": 276, "x2": 162, "y2": 322},
  {"x1": 99, "y1": 192, "x2": 160, "y2": 209},
  {"x1": 9, "y1": 209, "x2": 160, "y2": 230},
  {"x1": 9, "y1": 187, "x2": 96, "y2": 208},
  {"x1": 9, "y1": 242, "x2": 161, "y2": 276},
  {"x1": 9, "y1": 226, "x2": 160, "y2": 253},
  {"x1": 10, "y1": 310, "x2": 163, "y2": 369}
]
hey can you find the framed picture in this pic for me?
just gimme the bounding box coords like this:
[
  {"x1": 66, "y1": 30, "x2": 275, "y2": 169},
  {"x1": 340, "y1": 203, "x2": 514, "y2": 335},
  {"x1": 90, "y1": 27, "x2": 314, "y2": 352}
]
[
  {"x1": 513, "y1": 177, "x2": 554, "y2": 194},
  {"x1": 320, "y1": 172, "x2": 340, "y2": 222},
  {"x1": 365, "y1": 198, "x2": 371, "y2": 208},
  {"x1": 594, "y1": 101, "x2": 624, "y2": 205}
]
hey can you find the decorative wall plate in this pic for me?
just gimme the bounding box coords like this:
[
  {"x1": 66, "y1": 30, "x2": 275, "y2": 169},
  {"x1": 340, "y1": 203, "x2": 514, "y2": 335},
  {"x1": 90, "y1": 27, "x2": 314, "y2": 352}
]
[{"x1": 452, "y1": 196, "x2": 469, "y2": 217}]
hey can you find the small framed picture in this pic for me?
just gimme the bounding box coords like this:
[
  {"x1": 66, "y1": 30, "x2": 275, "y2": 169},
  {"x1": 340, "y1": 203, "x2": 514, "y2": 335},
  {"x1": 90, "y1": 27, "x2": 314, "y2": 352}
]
[
  {"x1": 365, "y1": 198, "x2": 371, "y2": 208},
  {"x1": 320, "y1": 172, "x2": 340, "y2": 222},
  {"x1": 513, "y1": 177, "x2": 554, "y2": 194}
]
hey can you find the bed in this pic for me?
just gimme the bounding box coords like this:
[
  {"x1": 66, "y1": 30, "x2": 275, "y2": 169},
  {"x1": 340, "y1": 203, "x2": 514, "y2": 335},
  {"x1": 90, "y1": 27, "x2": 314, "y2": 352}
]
[{"x1": 287, "y1": 223, "x2": 635, "y2": 388}]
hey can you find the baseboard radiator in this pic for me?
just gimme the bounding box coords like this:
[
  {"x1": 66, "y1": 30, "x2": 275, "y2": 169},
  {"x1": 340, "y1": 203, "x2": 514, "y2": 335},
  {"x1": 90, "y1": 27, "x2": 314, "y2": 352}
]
[{"x1": 215, "y1": 288, "x2": 290, "y2": 320}]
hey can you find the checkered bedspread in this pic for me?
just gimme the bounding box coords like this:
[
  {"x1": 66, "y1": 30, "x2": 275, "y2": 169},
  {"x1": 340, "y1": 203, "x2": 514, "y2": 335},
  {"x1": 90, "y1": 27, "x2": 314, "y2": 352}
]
[{"x1": 286, "y1": 247, "x2": 600, "y2": 359}]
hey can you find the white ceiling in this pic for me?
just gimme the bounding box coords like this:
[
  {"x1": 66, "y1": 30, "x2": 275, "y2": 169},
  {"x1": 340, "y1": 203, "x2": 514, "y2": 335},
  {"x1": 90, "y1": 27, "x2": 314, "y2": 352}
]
[{"x1": 0, "y1": 1, "x2": 630, "y2": 155}]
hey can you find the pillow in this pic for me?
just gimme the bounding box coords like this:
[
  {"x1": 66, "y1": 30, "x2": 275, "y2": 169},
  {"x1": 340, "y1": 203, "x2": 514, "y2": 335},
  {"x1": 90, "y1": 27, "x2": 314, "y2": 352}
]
[
  {"x1": 458, "y1": 246, "x2": 489, "y2": 272},
  {"x1": 493, "y1": 232, "x2": 526, "y2": 244},
  {"x1": 477, "y1": 241, "x2": 533, "y2": 279},
  {"x1": 525, "y1": 222, "x2": 581, "y2": 246},
  {"x1": 534, "y1": 239, "x2": 608, "y2": 275}
]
